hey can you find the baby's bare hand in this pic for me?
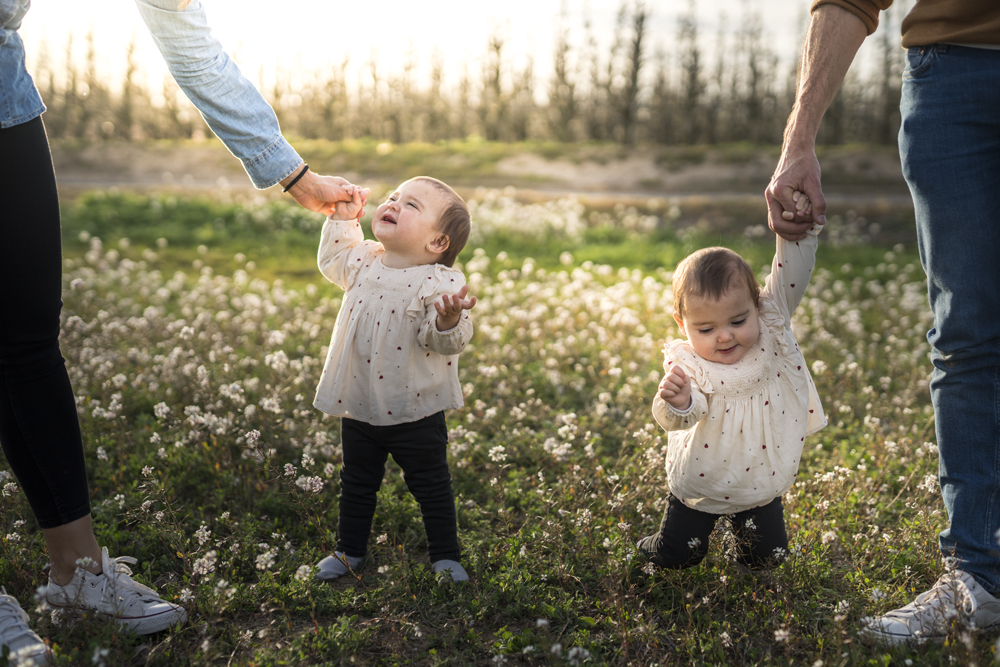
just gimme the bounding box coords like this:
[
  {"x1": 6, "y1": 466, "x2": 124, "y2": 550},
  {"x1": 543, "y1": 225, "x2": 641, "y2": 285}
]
[
  {"x1": 659, "y1": 365, "x2": 692, "y2": 410},
  {"x1": 791, "y1": 190, "x2": 812, "y2": 218},
  {"x1": 435, "y1": 284, "x2": 477, "y2": 330},
  {"x1": 331, "y1": 186, "x2": 367, "y2": 220}
]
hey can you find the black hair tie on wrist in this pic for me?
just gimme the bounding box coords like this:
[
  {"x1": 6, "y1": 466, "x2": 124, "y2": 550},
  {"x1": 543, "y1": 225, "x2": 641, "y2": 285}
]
[{"x1": 282, "y1": 163, "x2": 309, "y2": 193}]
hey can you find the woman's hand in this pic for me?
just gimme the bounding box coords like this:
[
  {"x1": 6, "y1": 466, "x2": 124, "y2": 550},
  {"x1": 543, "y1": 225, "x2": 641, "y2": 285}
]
[{"x1": 282, "y1": 166, "x2": 367, "y2": 216}]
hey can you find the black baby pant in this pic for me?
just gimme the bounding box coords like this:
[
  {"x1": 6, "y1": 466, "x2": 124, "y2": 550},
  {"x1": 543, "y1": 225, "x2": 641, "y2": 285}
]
[
  {"x1": 336, "y1": 412, "x2": 460, "y2": 562},
  {"x1": 639, "y1": 494, "x2": 788, "y2": 569}
]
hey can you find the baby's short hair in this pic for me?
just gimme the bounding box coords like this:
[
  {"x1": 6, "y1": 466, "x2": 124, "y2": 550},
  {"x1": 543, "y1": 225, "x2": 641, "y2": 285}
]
[
  {"x1": 672, "y1": 247, "x2": 760, "y2": 320},
  {"x1": 410, "y1": 176, "x2": 470, "y2": 267}
]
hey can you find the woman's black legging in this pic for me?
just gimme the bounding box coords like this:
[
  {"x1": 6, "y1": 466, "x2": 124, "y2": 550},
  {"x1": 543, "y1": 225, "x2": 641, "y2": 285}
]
[{"x1": 0, "y1": 116, "x2": 91, "y2": 529}]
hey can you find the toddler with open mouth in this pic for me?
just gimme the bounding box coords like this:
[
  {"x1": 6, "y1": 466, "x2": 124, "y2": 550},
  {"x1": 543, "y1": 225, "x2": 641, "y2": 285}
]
[{"x1": 311, "y1": 177, "x2": 476, "y2": 583}]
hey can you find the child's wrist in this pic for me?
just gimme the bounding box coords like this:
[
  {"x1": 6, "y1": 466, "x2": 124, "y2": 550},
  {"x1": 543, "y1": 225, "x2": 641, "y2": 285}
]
[
  {"x1": 668, "y1": 396, "x2": 693, "y2": 412},
  {"x1": 436, "y1": 315, "x2": 459, "y2": 331}
]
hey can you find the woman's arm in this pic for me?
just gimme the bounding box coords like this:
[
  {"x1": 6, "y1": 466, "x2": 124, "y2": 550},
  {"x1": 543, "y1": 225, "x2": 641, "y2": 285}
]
[{"x1": 134, "y1": 0, "x2": 353, "y2": 213}]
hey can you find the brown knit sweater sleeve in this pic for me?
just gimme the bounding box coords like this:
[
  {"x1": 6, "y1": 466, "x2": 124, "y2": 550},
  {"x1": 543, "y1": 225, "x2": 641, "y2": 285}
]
[
  {"x1": 811, "y1": 0, "x2": 1000, "y2": 47},
  {"x1": 810, "y1": 0, "x2": 893, "y2": 36}
]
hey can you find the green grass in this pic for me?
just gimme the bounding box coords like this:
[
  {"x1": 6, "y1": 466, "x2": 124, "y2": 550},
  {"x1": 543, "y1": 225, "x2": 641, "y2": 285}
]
[
  {"x1": 2, "y1": 189, "x2": 993, "y2": 666},
  {"x1": 61, "y1": 191, "x2": 918, "y2": 284}
]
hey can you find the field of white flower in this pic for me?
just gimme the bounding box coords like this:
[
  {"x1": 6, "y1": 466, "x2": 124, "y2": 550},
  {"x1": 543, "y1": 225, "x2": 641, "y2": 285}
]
[{"x1": 1, "y1": 191, "x2": 996, "y2": 666}]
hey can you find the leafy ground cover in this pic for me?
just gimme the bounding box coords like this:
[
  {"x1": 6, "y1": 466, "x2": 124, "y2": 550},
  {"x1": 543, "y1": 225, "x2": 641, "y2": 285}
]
[{"x1": 3, "y1": 190, "x2": 997, "y2": 666}]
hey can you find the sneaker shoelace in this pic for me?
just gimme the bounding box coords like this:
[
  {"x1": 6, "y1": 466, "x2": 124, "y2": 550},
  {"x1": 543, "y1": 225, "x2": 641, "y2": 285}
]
[
  {"x1": 0, "y1": 590, "x2": 35, "y2": 647},
  {"x1": 887, "y1": 572, "x2": 978, "y2": 630},
  {"x1": 920, "y1": 573, "x2": 977, "y2": 614},
  {"x1": 99, "y1": 550, "x2": 164, "y2": 609}
]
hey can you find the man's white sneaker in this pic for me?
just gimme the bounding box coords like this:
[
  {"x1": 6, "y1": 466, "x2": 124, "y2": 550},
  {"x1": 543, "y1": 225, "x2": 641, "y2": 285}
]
[
  {"x1": 860, "y1": 570, "x2": 1000, "y2": 645},
  {"x1": 0, "y1": 587, "x2": 50, "y2": 665},
  {"x1": 44, "y1": 547, "x2": 186, "y2": 635}
]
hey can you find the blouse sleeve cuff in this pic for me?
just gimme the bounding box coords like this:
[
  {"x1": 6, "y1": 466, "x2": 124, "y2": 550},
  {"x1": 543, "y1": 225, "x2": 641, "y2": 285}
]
[
  {"x1": 419, "y1": 314, "x2": 473, "y2": 355},
  {"x1": 665, "y1": 399, "x2": 696, "y2": 416}
]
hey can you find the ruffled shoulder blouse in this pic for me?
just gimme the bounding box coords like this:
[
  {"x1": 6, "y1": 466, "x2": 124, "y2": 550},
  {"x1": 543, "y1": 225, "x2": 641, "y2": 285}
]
[
  {"x1": 652, "y1": 227, "x2": 826, "y2": 514},
  {"x1": 313, "y1": 218, "x2": 472, "y2": 425}
]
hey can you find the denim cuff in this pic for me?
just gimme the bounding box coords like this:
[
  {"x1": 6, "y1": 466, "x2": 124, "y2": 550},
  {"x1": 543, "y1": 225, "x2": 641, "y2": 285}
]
[{"x1": 241, "y1": 136, "x2": 302, "y2": 190}]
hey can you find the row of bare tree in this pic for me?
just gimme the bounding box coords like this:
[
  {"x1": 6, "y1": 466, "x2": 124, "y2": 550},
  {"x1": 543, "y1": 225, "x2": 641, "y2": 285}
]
[{"x1": 33, "y1": 2, "x2": 904, "y2": 146}]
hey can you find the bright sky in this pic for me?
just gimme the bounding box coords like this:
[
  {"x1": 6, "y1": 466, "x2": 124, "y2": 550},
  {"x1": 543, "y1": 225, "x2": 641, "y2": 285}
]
[{"x1": 19, "y1": 0, "x2": 910, "y2": 97}]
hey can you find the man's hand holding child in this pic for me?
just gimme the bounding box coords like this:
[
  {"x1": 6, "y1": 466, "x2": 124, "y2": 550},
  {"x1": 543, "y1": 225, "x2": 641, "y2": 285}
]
[
  {"x1": 435, "y1": 285, "x2": 477, "y2": 331},
  {"x1": 659, "y1": 365, "x2": 692, "y2": 411}
]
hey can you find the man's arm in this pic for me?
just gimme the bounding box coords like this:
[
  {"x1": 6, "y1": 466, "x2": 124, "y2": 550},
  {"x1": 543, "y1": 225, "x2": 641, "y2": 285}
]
[{"x1": 766, "y1": 4, "x2": 869, "y2": 240}]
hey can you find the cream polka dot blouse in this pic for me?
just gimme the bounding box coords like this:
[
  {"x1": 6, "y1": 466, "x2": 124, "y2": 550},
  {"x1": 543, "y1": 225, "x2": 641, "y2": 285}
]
[
  {"x1": 313, "y1": 217, "x2": 472, "y2": 426},
  {"x1": 652, "y1": 226, "x2": 827, "y2": 514}
]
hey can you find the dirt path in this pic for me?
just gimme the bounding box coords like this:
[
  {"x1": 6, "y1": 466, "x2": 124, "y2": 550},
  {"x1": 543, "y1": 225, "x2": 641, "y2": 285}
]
[{"x1": 51, "y1": 142, "x2": 911, "y2": 209}]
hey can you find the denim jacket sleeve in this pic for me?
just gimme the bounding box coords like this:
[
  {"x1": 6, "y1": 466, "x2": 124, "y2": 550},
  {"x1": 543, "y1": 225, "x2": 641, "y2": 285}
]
[
  {"x1": 0, "y1": 0, "x2": 46, "y2": 129},
  {"x1": 134, "y1": 0, "x2": 302, "y2": 189}
]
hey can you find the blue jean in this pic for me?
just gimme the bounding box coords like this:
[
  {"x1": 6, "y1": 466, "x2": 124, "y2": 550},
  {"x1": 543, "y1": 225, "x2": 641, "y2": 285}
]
[{"x1": 899, "y1": 44, "x2": 1000, "y2": 593}]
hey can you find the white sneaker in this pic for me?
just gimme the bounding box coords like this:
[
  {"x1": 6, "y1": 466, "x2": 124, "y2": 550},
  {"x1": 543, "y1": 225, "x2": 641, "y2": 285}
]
[
  {"x1": 0, "y1": 587, "x2": 50, "y2": 665},
  {"x1": 431, "y1": 560, "x2": 469, "y2": 582},
  {"x1": 44, "y1": 547, "x2": 186, "y2": 635},
  {"x1": 860, "y1": 570, "x2": 1000, "y2": 645},
  {"x1": 315, "y1": 552, "x2": 362, "y2": 581}
]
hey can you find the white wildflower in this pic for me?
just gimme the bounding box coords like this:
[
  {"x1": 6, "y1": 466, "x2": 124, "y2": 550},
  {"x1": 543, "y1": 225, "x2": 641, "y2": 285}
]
[
  {"x1": 295, "y1": 476, "x2": 325, "y2": 494},
  {"x1": 255, "y1": 548, "x2": 277, "y2": 571},
  {"x1": 91, "y1": 646, "x2": 109, "y2": 666},
  {"x1": 193, "y1": 551, "x2": 218, "y2": 576},
  {"x1": 567, "y1": 646, "x2": 591, "y2": 665},
  {"x1": 194, "y1": 524, "x2": 211, "y2": 546}
]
